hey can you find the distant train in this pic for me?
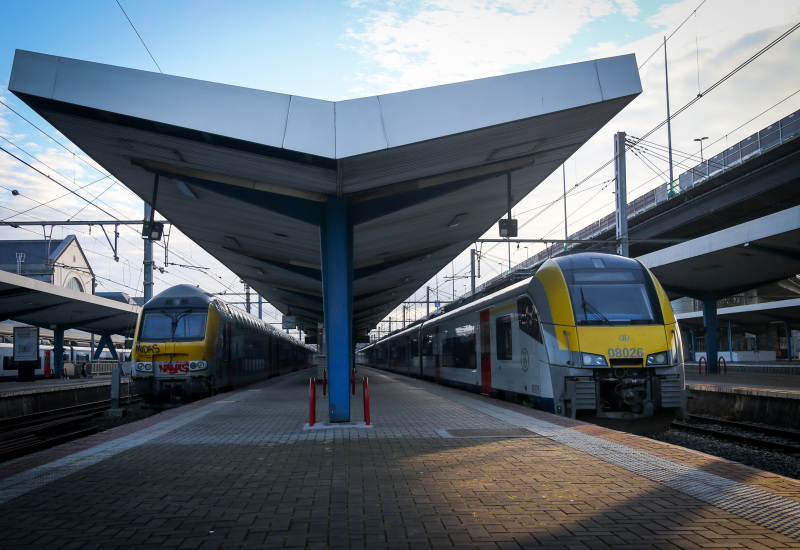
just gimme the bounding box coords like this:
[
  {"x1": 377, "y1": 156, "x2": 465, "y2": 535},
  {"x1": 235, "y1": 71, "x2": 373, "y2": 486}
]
[
  {"x1": 360, "y1": 253, "x2": 687, "y2": 429},
  {"x1": 131, "y1": 285, "x2": 314, "y2": 406},
  {"x1": 0, "y1": 342, "x2": 128, "y2": 380}
]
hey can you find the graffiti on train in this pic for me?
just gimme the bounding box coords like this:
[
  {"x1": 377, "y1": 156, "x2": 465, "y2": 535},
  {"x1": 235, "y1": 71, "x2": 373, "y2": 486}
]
[{"x1": 158, "y1": 361, "x2": 190, "y2": 374}]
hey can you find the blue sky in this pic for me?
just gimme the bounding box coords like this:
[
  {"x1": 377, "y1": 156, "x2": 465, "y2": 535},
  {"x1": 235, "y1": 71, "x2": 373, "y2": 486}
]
[{"x1": 1, "y1": 0, "x2": 799, "y2": 332}]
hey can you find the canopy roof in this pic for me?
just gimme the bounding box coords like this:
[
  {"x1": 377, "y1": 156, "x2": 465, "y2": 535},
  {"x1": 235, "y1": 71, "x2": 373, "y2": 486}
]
[
  {"x1": 0, "y1": 269, "x2": 139, "y2": 336},
  {"x1": 10, "y1": 50, "x2": 641, "y2": 335},
  {"x1": 638, "y1": 206, "x2": 800, "y2": 301}
]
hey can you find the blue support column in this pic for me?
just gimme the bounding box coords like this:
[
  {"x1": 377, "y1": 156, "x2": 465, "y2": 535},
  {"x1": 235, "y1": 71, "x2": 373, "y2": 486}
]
[
  {"x1": 766, "y1": 323, "x2": 772, "y2": 354},
  {"x1": 53, "y1": 327, "x2": 65, "y2": 378},
  {"x1": 728, "y1": 320, "x2": 733, "y2": 362},
  {"x1": 702, "y1": 297, "x2": 719, "y2": 373},
  {"x1": 785, "y1": 321, "x2": 794, "y2": 362},
  {"x1": 320, "y1": 196, "x2": 353, "y2": 422},
  {"x1": 92, "y1": 333, "x2": 119, "y2": 361}
]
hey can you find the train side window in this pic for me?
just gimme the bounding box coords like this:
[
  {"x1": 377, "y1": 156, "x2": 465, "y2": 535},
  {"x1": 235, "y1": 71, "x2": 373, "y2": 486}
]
[
  {"x1": 422, "y1": 333, "x2": 433, "y2": 357},
  {"x1": 496, "y1": 315, "x2": 512, "y2": 360},
  {"x1": 517, "y1": 297, "x2": 542, "y2": 343}
]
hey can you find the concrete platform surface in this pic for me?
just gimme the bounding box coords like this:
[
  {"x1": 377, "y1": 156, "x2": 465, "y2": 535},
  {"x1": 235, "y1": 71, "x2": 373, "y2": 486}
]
[
  {"x1": 686, "y1": 371, "x2": 800, "y2": 400},
  {"x1": 0, "y1": 376, "x2": 117, "y2": 397},
  {"x1": 2, "y1": 366, "x2": 800, "y2": 549}
]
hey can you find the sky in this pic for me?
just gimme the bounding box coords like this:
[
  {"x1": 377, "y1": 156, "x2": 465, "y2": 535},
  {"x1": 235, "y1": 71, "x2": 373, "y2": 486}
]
[{"x1": 0, "y1": 0, "x2": 799, "y2": 336}]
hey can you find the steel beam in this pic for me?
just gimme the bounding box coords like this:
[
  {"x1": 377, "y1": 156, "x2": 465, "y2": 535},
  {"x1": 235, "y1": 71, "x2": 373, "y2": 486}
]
[{"x1": 93, "y1": 333, "x2": 119, "y2": 361}]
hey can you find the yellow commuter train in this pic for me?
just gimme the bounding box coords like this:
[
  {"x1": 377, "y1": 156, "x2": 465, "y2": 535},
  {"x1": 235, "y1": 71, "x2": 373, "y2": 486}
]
[
  {"x1": 361, "y1": 252, "x2": 686, "y2": 429},
  {"x1": 131, "y1": 285, "x2": 314, "y2": 406}
]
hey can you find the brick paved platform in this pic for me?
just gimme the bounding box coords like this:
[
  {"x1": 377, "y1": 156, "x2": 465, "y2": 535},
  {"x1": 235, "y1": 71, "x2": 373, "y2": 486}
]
[{"x1": 2, "y1": 366, "x2": 800, "y2": 549}]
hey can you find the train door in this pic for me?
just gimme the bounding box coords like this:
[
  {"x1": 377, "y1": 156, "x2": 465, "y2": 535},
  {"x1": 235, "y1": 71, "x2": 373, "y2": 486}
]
[
  {"x1": 480, "y1": 309, "x2": 492, "y2": 395},
  {"x1": 406, "y1": 336, "x2": 412, "y2": 375},
  {"x1": 225, "y1": 323, "x2": 233, "y2": 387},
  {"x1": 44, "y1": 350, "x2": 51, "y2": 378},
  {"x1": 434, "y1": 326, "x2": 441, "y2": 380}
]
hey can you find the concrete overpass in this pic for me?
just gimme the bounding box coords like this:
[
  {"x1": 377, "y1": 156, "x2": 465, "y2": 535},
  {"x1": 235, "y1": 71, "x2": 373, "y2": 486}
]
[{"x1": 639, "y1": 205, "x2": 800, "y2": 370}]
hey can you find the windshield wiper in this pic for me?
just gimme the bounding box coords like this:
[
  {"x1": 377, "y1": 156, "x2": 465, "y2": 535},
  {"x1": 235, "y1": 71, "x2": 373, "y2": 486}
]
[{"x1": 580, "y1": 288, "x2": 611, "y2": 325}]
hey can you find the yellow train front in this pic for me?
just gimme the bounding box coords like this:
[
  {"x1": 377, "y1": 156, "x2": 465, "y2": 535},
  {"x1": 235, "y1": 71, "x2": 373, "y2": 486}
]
[
  {"x1": 535, "y1": 253, "x2": 686, "y2": 423},
  {"x1": 361, "y1": 252, "x2": 686, "y2": 429},
  {"x1": 132, "y1": 284, "x2": 313, "y2": 406}
]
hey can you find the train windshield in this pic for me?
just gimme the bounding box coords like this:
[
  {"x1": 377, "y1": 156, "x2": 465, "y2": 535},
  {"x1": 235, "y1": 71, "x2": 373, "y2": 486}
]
[
  {"x1": 140, "y1": 309, "x2": 207, "y2": 340},
  {"x1": 564, "y1": 269, "x2": 658, "y2": 325}
]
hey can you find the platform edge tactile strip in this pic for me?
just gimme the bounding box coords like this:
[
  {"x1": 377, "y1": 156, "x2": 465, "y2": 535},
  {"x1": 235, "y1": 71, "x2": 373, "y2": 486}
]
[
  {"x1": 0, "y1": 400, "x2": 228, "y2": 505},
  {"x1": 407, "y1": 375, "x2": 800, "y2": 541}
]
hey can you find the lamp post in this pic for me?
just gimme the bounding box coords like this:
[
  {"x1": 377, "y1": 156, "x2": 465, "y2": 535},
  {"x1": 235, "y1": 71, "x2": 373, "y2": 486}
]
[{"x1": 694, "y1": 136, "x2": 708, "y2": 163}]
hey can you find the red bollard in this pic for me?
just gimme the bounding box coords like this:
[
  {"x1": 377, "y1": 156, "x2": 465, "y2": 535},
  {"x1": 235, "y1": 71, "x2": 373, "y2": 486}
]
[
  {"x1": 719, "y1": 356, "x2": 727, "y2": 374},
  {"x1": 351, "y1": 367, "x2": 356, "y2": 395},
  {"x1": 363, "y1": 376, "x2": 371, "y2": 426},
  {"x1": 309, "y1": 377, "x2": 316, "y2": 427},
  {"x1": 323, "y1": 368, "x2": 327, "y2": 397},
  {"x1": 698, "y1": 356, "x2": 707, "y2": 374}
]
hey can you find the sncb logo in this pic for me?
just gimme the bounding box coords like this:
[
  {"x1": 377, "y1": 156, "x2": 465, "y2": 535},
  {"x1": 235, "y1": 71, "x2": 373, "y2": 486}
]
[{"x1": 619, "y1": 335, "x2": 630, "y2": 342}]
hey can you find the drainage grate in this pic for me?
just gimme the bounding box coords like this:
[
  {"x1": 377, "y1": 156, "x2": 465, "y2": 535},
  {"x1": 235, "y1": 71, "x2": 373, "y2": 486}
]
[{"x1": 445, "y1": 428, "x2": 538, "y2": 438}]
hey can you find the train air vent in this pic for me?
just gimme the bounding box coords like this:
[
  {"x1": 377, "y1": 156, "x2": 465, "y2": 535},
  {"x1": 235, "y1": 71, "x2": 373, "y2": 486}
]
[{"x1": 610, "y1": 358, "x2": 643, "y2": 367}]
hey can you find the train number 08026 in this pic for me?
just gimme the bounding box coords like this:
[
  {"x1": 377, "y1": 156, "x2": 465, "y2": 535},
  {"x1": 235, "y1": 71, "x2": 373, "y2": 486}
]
[{"x1": 608, "y1": 347, "x2": 643, "y2": 358}]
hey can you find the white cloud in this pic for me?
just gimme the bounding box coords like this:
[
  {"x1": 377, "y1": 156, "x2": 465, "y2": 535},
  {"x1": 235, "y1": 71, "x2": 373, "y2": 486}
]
[
  {"x1": 615, "y1": 0, "x2": 640, "y2": 20},
  {"x1": 346, "y1": 0, "x2": 621, "y2": 93}
]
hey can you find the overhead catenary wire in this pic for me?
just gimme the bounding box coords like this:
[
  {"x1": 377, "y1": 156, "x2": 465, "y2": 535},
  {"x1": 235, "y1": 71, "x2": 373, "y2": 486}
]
[
  {"x1": 1, "y1": 105, "x2": 260, "y2": 299},
  {"x1": 115, "y1": 0, "x2": 163, "y2": 74},
  {"x1": 532, "y1": 25, "x2": 800, "y2": 257},
  {"x1": 416, "y1": 41, "x2": 800, "y2": 324}
]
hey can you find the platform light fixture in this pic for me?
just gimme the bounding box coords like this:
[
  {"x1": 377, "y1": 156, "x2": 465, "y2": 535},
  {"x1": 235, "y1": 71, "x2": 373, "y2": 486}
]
[
  {"x1": 694, "y1": 136, "x2": 708, "y2": 163},
  {"x1": 448, "y1": 213, "x2": 467, "y2": 228},
  {"x1": 173, "y1": 179, "x2": 197, "y2": 199},
  {"x1": 224, "y1": 236, "x2": 240, "y2": 248}
]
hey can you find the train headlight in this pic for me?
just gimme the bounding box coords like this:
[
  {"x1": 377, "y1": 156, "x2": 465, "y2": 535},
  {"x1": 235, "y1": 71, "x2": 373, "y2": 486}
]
[
  {"x1": 581, "y1": 353, "x2": 607, "y2": 367},
  {"x1": 136, "y1": 362, "x2": 152, "y2": 372},
  {"x1": 646, "y1": 352, "x2": 669, "y2": 366},
  {"x1": 189, "y1": 361, "x2": 207, "y2": 371}
]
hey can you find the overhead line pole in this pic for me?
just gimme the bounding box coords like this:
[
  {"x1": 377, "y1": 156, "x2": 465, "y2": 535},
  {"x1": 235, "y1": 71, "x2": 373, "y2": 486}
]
[{"x1": 143, "y1": 204, "x2": 153, "y2": 303}]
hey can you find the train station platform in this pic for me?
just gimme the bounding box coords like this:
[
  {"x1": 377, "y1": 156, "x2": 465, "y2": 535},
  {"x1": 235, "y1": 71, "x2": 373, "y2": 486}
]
[
  {"x1": 685, "y1": 369, "x2": 800, "y2": 429},
  {"x1": 2, "y1": 367, "x2": 800, "y2": 548},
  {"x1": 686, "y1": 370, "x2": 800, "y2": 397},
  {"x1": 0, "y1": 376, "x2": 134, "y2": 420}
]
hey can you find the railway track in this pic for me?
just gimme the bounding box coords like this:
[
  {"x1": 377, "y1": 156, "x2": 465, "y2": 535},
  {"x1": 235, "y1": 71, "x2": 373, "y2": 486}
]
[
  {"x1": 0, "y1": 398, "x2": 141, "y2": 463},
  {"x1": 671, "y1": 414, "x2": 800, "y2": 454}
]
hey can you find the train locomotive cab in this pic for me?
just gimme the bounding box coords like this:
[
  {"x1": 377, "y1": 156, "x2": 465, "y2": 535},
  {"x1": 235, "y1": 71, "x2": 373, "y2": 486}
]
[
  {"x1": 360, "y1": 252, "x2": 686, "y2": 431},
  {"x1": 541, "y1": 254, "x2": 686, "y2": 422},
  {"x1": 132, "y1": 285, "x2": 218, "y2": 406}
]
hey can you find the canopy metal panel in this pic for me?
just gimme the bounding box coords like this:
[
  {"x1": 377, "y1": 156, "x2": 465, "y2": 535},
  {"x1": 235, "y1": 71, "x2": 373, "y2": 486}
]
[{"x1": 10, "y1": 50, "x2": 641, "y2": 334}]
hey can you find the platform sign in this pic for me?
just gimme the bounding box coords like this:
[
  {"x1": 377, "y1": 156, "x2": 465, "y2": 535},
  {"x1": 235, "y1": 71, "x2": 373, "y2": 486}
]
[
  {"x1": 435, "y1": 301, "x2": 441, "y2": 308},
  {"x1": 282, "y1": 315, "x2": 296, "y2": 330},
  {"x1": 13, "y1": 326, "x2": 39, "y2": 362}
]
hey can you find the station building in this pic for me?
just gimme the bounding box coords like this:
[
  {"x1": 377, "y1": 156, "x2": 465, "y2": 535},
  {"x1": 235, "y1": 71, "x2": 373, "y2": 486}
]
[{"x1": 0, "y1": 235, "x2": 94, "y2": 294}]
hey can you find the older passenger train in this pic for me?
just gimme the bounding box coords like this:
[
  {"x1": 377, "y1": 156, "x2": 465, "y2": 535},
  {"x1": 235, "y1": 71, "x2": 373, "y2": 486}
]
[
  {"x1": 131, "y1": 285, "x2": 314, "y2": 406},
  {"x1": 361, "y1": 253, "x2": 687, "y2": 428}
]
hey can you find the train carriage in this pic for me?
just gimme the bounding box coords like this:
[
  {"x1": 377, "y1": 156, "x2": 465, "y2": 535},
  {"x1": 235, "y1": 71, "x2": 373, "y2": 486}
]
[
  {"x1": 131, "y1": 285, "x2": 314, "y2": 406},
  {"x1": 361, "y1": 252, "x2": 687, "y2": 428}
]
